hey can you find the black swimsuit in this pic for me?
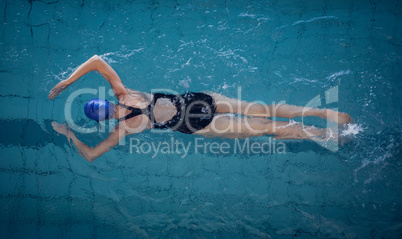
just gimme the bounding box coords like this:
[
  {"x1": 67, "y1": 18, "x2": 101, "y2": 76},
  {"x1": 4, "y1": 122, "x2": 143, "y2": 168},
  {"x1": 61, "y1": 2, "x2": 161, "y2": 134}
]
[{"x1": 117, "y1": 92, "x2": 216, "y2": 134}]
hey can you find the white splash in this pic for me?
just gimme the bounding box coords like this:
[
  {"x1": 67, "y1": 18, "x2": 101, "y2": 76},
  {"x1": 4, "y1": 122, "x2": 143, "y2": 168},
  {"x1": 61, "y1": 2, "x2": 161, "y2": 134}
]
[
  {"x1": 179, "y1": 76, "x2": 191, "y2": 88},
  {"x1": 54, "y1": 66, "x2": 77, "y2": 81},
  {"x1": 292, "y1": 16, "x2": 338, "y2": 26},
  {"x1": 238, "y1": 12, "x2": 269, "y2": 21},
  {"x1": 222, "y1": 82, "x2": 229, "y2": 90},
  {"x1": 100, "y1": 47, "x2": 144, "y2": 64},
  {"x1": 276, "y1": 119, "x2": 299, "y2": 129},
  {"x1": 220, "y1": 81, "x2": 236, "y2": 91},
  {"x1": 340, "y1": 124, "x2": 363, "y2": 137},
  {"x1": 181, "y1": 58, "x2": 192, "y2": 68},
  {"x1": 326, "y1": 70, "x2": 351, "y2": 81}
]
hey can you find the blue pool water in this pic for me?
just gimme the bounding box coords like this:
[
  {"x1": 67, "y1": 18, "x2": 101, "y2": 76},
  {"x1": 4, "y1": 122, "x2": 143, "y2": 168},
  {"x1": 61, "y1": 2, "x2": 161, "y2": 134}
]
[{"x1": 1, "y1": 0, "x2": 401, "y2": 238}]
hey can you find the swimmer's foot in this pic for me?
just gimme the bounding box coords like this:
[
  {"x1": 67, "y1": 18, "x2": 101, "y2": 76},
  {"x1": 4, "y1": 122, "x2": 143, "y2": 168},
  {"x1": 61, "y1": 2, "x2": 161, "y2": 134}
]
[{"x1": 321, "y1": 109, "x2": 352, "y2": 125}]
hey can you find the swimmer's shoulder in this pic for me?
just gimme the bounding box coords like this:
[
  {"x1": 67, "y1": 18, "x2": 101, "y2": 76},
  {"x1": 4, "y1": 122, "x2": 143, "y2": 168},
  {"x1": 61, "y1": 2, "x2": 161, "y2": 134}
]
[{"x1": 124, "y1": 87, "x2": 151, "y2": 101}]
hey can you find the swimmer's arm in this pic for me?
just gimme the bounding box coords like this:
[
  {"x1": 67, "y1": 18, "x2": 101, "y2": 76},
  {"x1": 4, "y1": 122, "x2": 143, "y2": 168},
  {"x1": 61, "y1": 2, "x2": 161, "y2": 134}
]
[
  {"x1": 49, "y1": 55, "x2": 129, "y2": 100},
  {"x1": 68, "y1": 126, "x2": 128, "y2": 162},
  {"x1": 66, "y1": 120, "x2": 148, "y2": 162}
]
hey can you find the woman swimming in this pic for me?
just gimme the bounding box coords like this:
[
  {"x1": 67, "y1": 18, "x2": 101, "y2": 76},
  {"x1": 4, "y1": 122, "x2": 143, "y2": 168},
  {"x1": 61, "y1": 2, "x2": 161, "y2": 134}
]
[{"x1": 49, "y1": 55, "x2": 351, "y2": 162}]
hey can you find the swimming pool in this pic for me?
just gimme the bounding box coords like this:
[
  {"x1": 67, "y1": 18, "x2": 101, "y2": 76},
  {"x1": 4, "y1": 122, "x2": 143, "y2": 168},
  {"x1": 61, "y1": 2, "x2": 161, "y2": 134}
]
[{"x1": 0, "y1": 0, "x2": 401, "y2": 238}]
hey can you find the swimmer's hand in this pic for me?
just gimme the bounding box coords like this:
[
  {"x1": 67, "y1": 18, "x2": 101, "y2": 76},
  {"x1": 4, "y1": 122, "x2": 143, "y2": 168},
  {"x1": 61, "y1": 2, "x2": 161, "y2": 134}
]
[
  {"x1": 51, "y1": 122, "x2": 73, "y2": 147},
  {"x1": 52, "y1": 121, "x2": 70, "y2": 136},
  {"x1": 49, "y1": 80, "x2": 69, "y2": 100}
]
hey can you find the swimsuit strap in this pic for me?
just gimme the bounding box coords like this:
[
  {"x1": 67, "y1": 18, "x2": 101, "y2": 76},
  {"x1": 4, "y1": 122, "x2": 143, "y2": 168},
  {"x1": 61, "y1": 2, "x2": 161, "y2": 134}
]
[{"x1": 116, "y1": 103, "x2": 149, "y2": 122}]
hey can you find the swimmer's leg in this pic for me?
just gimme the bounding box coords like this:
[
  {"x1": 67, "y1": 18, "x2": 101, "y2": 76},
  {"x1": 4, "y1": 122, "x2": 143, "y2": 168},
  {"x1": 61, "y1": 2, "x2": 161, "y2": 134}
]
[
  {"x1": 207, "y1": 92, "x2": 351, "y2": 125},
  {"x1": 194, "y1": 115, "x2": 333, "y2": 140}
]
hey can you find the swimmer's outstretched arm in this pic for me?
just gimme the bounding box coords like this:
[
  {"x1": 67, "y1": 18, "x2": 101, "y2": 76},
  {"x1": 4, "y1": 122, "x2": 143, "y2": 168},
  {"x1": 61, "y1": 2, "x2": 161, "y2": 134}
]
[
  {"x1": 49, "y1": 55, "x2": 129, "y2": 100},
  {"x1": 52, "y1": 122, "x2": 131, "y2": 162}
]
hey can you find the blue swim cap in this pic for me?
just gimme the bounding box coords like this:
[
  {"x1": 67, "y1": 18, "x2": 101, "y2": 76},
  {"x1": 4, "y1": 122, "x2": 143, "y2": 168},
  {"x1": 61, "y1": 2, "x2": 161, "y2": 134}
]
[{"x1": 84, "y1": 98, "x2": 114, "y2": 121}]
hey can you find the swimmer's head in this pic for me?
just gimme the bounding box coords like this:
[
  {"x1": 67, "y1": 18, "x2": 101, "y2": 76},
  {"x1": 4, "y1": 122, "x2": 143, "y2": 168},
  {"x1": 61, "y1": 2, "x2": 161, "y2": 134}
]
[{"x1": 84, "y1": 98, "x2": 115, "y2": 121}]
